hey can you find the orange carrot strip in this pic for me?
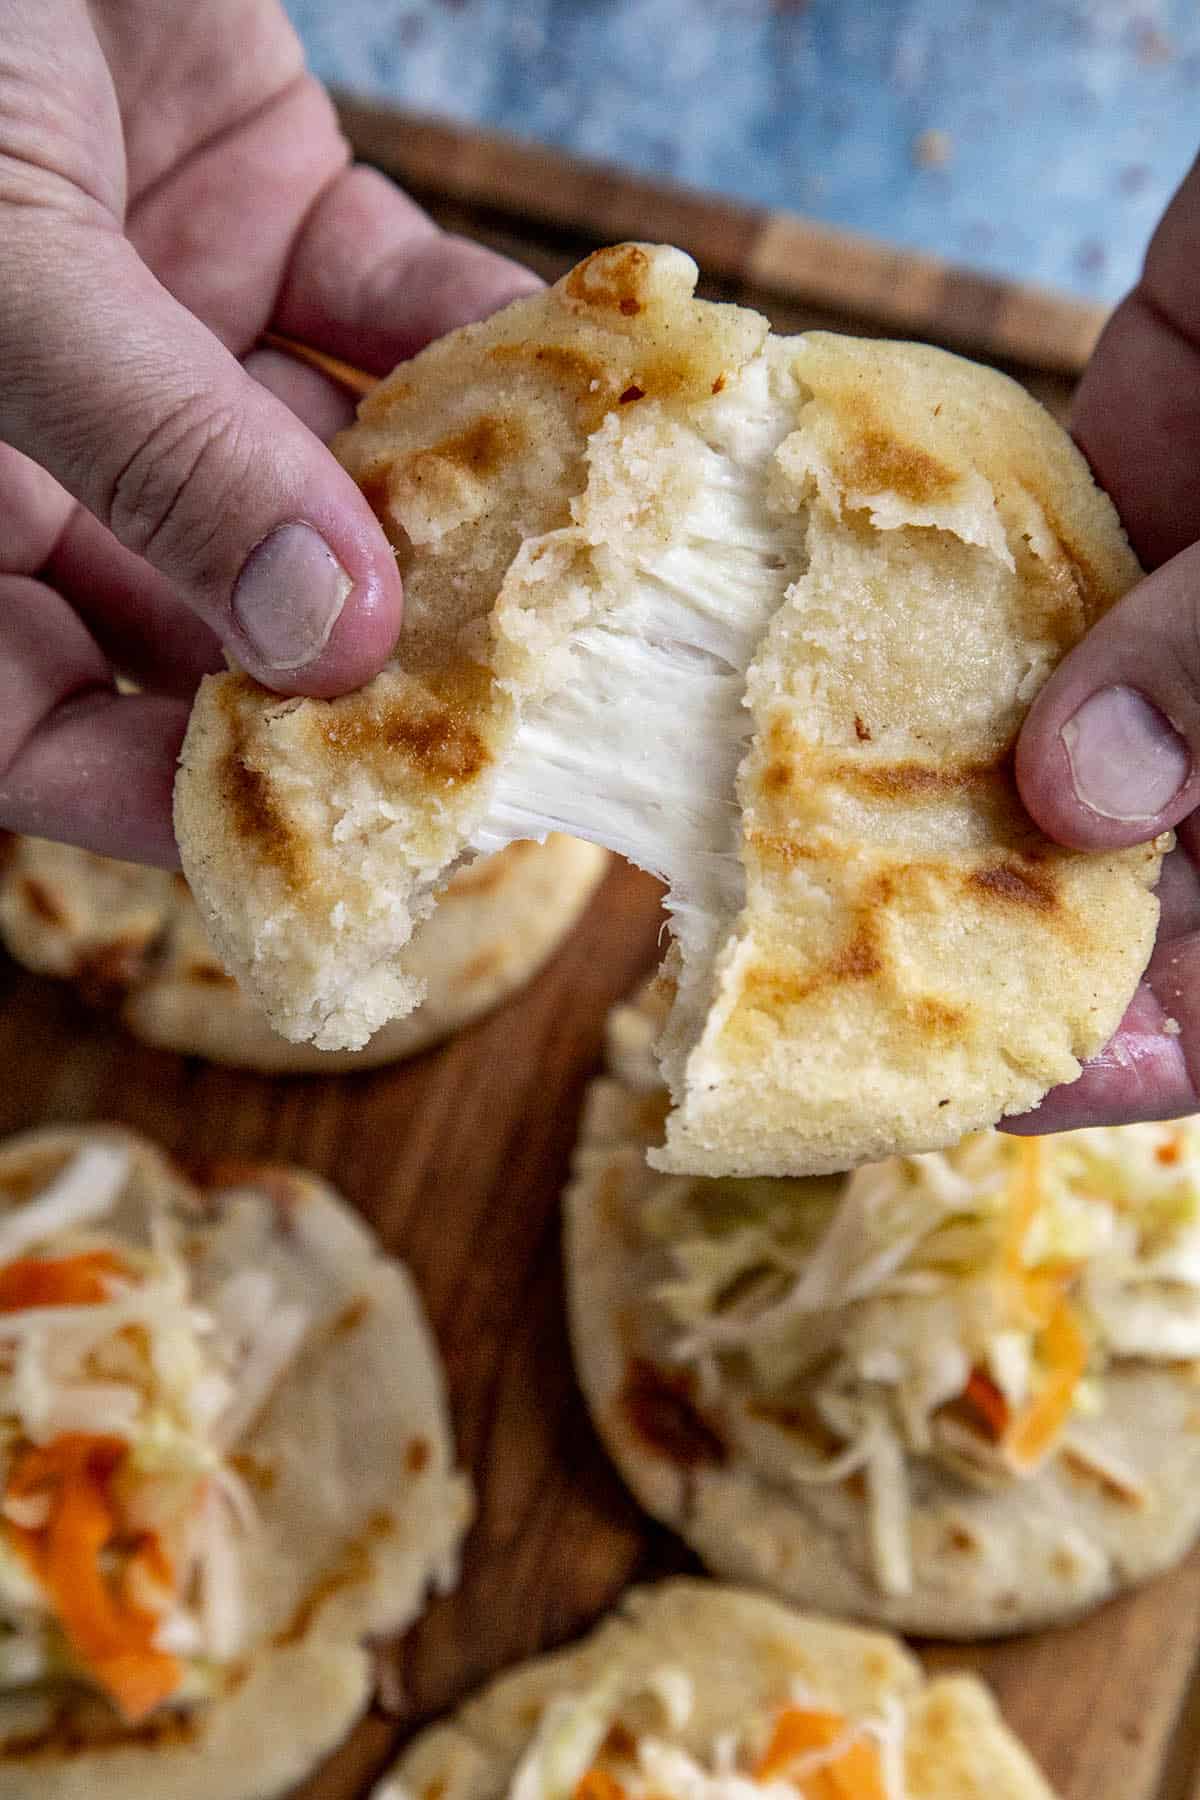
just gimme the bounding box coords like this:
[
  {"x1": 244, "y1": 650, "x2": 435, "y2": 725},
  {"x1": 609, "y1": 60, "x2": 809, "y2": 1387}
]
[
  {"x1": 756, "y1": 1706, "x2": 846, "y2": 1779},
  {"x1": 0, "y1": 1251, "x2": 125, "y2": 1311},
  {"x1": 822, "y1": 1737, "x2": 889, "y2": 1800},
  {"x1": 1005, "y1": 1302, "x2": 1088, "y2": 1470},
  {"x1": 574, "y1": 1770, "x2": 627, "y2": 1800},
  {"x1": 962, "y1": 1368, "x2": 1009, "y2": 1441},
  {"x1": 6, "y1": 1434, "x2": 180, "y2": 1722}
]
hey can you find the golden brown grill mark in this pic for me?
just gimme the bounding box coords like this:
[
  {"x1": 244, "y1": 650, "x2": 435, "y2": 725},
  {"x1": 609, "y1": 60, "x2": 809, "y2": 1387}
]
[
  {"x1": 619, "y1": 1357, "x2": 727, "y2": 1467},
  {"x1": 274, "y1": 1510, "x2": 395, "y2": 1647},
  {"x1": 910, "y1": 996, "x2": 967, "y2": 1035},
  {"x1": 220, "y1": 681, "x2": 307, "y2": 893},
  {"x1": 330, "y1": 1295, "x2": 372, "y2": 1338},
  {"x1": 842, "y1": 428, "x2": 955, "y2": 504},
  {"x1": 564, "y1": 244, "x2": 651, "y2": 312},
  {"x1": 742, "y1": 920, "x2": 882, "y2": 1012},
  {"x1": 319, "y1": 668, "x2": 493, "y2": 789},
  {"x1": 968, "y1": 860, "x2": 1058, "y2": 911},
  {"x1": 835, "y1": 752, "x2": 1008, "y2": 801},
  {"x1": 405, "y1": 1435, "x2": 432, "y2": 1474}
]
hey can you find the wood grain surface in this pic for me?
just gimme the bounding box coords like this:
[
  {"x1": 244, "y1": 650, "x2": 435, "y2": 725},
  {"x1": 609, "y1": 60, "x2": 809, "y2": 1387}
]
[
  {"x1": 7, "y1": 107, "x2": 1190, "y2": 1800},
  {"x1": 3, "y1": 851, "x2": 1200, "y2": 1800},
  {"x1": 334, "y1": 96, "x2": 1110, "y2": 378}
]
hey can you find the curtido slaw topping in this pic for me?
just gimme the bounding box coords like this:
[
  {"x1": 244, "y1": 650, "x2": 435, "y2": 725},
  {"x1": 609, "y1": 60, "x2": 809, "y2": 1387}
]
[
  {"x1": 0, "y1": 1141, "x2": 309, "y2": 1721},
  {"x1": 647, "y1": 1120, "x2": 1200, "y2": 1597},
  {"x1": 499, "y1": 1667, "x2": 902, "y2": 1800}
]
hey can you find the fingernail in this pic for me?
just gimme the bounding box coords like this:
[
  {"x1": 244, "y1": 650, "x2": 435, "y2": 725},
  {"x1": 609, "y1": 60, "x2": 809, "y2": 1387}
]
[
  {"x1": 1061, "y1": 685, "x2": 1190, "y2": 821},
  {"x1": 232, "y1": 522, "x2": 352, "y2": 671}
]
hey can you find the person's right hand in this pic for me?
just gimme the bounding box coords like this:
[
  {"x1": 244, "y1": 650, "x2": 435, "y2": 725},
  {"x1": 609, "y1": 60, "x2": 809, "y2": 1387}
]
[
  {"x1": 0, "y1": 0, "x2": 537, "y2": 866},
  {"x1": 1011, "y1": 151, "x2": 1200, "y2": 1131}
]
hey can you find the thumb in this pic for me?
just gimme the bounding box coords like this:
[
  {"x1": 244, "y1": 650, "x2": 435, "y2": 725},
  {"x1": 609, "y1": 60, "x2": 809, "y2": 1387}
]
[
  {"x1": 0, "y1": 215, "x2": 400, "y2": 696},
  {"x1": 1015, "y1": 542, "x2": 1199, "y2": 850}
]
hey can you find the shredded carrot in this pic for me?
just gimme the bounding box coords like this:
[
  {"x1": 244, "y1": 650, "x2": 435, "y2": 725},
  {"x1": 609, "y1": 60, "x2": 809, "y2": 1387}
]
[
  {"x1": 574, "y1": 1770, "x2": 627, "y2": 1800},
  {"x1": 6, "y1": 1433, "x2": 181, "y2": 1721},
  {"x1": 1004, "y1": 1301, "x2": 1088, "y2": 1470},
  {"x1": 820, "y1": 1737, "x2": 889, "y2": 1800},
  {"x1": 757, "y1": 1707, "x2": 889, "y2": 1797},
  {"x1": 962, "y1": 1367, "x2": 1009, "y2": 1441},
  {"x1": 756, "y1": 1705, "x2": 845, "y2": 1778},
  {"x1": 0, "y1": 1251, "x2": 125, "y2": 1312}
]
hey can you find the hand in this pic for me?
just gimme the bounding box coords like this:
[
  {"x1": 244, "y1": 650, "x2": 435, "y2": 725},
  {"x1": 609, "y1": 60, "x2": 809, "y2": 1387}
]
[
  {"x1": 0, "y1": 0, "x2": 537, "y2": 864},
  {"x1": 1011, "y1": 151, "x2": 1200, "y2": 1132}
]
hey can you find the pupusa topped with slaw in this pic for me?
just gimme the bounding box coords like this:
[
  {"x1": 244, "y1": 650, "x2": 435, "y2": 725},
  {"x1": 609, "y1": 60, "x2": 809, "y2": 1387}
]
[
  {"x1": 0, "y1": 1126, "x2": 469, "y2": 1800},
  {"x1": 371, "y1": 1581, "x2": 1057, "y2": 1800},
  {"x1": 565, "y1": 987, "x2": 1200, "y2": 1638}
]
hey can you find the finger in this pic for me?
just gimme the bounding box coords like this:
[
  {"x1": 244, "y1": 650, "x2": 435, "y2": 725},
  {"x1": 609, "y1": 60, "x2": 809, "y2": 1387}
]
[
  {"x1": 1014, "y1": 541, "x2": 1200, "y2": 850},
  {"x1": 1072, "y1": 152, "x2": 1200, "y2": 569},
  {"x1": 1155, "y1": 826, "x2": 1200, "y2": 942},
  {"x1": 43, "y1": 345, "x2": 360, "y2": 697},
  {"x1": 272, "y1": 164, "x2": 542, "y2": 373},
  {"x1": 0, "y1": 210, "x2": 402, "y2": 696},
  {"x1": 47, "y1": 508, "x2": 224, "y2": 698},
  {"x1": 243, "y1": 346, "x2": 357, "y2": 442},
  {"x1": 0, "y1": 444, "x2": 73, "y2": 575},
  {"x1": 1001, "y1": 975, "x2": 1197, "y2": 1135},
  {"x1": 0, "y1": 575, "x2": 185, "y2": 864}
]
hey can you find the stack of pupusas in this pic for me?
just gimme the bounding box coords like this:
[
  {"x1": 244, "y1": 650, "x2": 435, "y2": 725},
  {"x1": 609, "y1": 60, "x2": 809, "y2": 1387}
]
[
  {"x1": 0, "y1": 834, "x2": 606, "y2": 1074},
  {"x1": 0, "y1": 1126, "x2": 469, "y2": 1798},
  {"x1": 565, "y1": 982, "x2": 1200, "y2": 1638}
]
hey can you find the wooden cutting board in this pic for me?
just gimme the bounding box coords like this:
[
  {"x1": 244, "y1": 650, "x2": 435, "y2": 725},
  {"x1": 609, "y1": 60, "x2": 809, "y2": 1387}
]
[
  {"x1": 3, "y1": 102, "x2": 1192, "y2": 1800},
  {"x1": 3, "y1": 859, "x2": 1200, "y2": 1800}
]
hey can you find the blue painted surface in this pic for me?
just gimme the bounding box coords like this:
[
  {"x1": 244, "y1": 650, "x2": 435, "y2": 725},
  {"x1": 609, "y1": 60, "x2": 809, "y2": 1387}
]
[{"x1": 285, "y1": 0, "x2": 1200, "y2": 305}]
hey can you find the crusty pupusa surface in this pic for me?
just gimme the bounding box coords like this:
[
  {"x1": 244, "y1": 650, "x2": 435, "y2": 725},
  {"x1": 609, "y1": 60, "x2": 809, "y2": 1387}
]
[{"x1": 176, "y1": 243, "x2": 1163, "y2": 1176}]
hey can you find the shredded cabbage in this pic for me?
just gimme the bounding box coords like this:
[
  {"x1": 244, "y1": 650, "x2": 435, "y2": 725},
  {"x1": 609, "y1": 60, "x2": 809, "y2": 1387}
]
[
  {"x1": 503, "y1": 1668, "x2": 905, "y2": 1800},
  {"x1": 0, "y1": 1141, "x2": 312, "y2": 1709},
  {"x1": 650, "y1": 1118, "x2": 1200, "y2": 1596}
]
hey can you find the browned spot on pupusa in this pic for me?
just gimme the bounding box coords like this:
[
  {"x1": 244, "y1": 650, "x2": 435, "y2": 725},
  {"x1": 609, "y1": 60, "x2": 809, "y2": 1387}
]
[
  {"x1": 909, "y1": 996, "x2": 967, "y2": 1036},
  {"x1": 330, "y1": 1294, "x2": 372, "y2": 1339},
  {"x1": 356, "y1": 461, "x2": 413, "y2": 555},
  {"x1": 318, "y1": 664, "x2": 494, "y2": 790},
  {"x1": 19, "y1": 876, "x2": 66, "y2": 927},
  {"x1": 564, "y1": 244, "x2": 652, "y2": 315},
  {"x1": 410, "y1": 415, "x2": 523, "y2": 484},
  {"x1": 619, "y1": 1358, "x2": 727, "y2": 1467},
  {"x1": 405, "y1": 1436, "x2": 431, "y2": 1474},
  {"x1": 967, "y1": 858, "x2": 1058, "y2": 911},
  {"x1": 740, "y1": 917, "x2": 882, "y2": 1013},
  {"x1": 274, "y1": 1510, "x2": 396, "y2": 1646},
  {"x1": 842, "y1": 427, "x2": 956, "y2": 505},
  {"x1": 821, "y1": 387, "x2": 957, "y2": 506},
  {"x1": 219, "y1": 679, "x2": 308, "y2": 894},
  {"x1": 834, "y1": 750, "x2": 1011, "y2": 802}
]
